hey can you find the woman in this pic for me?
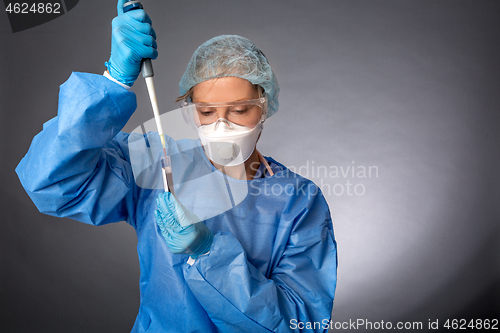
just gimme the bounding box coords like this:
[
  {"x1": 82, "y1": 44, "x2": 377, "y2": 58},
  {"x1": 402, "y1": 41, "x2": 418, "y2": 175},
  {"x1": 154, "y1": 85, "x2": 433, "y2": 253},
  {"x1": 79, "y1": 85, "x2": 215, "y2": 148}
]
[{"x1": 16, "y1": 1, "x2": 337, "y2": 332}]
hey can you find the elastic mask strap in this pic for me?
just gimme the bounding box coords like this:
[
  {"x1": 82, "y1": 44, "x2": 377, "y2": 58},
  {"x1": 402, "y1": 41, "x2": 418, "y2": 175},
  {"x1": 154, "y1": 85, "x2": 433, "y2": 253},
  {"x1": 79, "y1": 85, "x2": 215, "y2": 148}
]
[{"x1": 257, "y1": 150, "x2": 274, "y2": 177}]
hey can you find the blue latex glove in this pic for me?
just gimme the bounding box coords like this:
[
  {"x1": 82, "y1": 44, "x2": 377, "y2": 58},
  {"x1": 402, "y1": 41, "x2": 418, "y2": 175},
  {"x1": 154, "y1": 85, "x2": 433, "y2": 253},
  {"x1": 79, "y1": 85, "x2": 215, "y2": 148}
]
[
  {"x1": 105, "y1": 0, "x2": 158, "y2": 86},
  {"x1": 155, "y1": 192, "x2": 213, "y2": 259}
]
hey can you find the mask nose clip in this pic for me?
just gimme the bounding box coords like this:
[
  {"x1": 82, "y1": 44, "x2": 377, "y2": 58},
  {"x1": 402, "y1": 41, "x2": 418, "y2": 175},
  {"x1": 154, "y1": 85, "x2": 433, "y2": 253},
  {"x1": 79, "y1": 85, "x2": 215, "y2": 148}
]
[{"x1": 214, "y1": 118, "x2": 232, "y2": 130}]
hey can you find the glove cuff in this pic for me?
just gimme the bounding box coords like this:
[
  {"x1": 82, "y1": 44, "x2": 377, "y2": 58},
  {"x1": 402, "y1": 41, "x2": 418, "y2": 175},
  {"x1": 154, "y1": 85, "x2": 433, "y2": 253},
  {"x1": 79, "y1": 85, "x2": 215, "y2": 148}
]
[
  {"x1": 105, "y1": 60, "x2": 138, "y2": 87},
  {"x1": 103, "y1": 70, "x2": 132, "y2": 89}
]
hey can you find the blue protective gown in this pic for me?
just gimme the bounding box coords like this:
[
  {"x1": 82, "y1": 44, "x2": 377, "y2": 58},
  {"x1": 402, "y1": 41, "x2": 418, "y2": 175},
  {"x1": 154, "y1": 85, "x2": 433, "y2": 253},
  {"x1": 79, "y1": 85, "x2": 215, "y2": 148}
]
[{"x1": 16, "y1": 73, "x2": 338, "y2": 333}]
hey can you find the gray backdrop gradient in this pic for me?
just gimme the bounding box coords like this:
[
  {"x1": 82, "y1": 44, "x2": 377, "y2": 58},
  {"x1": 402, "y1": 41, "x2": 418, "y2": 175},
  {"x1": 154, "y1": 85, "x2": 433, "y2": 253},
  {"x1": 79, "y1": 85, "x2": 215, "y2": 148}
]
[{"x1": 1, "y1": 1, "x2": 499, "y2": 332}]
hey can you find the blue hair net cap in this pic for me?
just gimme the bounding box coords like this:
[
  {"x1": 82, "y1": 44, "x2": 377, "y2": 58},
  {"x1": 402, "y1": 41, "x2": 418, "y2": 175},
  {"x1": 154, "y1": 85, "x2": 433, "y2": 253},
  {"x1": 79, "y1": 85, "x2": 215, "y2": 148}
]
[{"x1": 179, "y1": 35, "x2": 280, "y2": 118}]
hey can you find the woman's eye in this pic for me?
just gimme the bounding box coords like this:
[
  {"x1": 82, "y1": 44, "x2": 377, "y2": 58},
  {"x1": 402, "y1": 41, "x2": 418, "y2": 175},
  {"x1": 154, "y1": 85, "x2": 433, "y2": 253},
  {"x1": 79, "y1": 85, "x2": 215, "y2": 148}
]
[
  {"x1": 231, "y1": 107, "x2": 249, "y2": 114},
  {"x1": 199, "y1": 110, "x2": 215, "y2": 117}
]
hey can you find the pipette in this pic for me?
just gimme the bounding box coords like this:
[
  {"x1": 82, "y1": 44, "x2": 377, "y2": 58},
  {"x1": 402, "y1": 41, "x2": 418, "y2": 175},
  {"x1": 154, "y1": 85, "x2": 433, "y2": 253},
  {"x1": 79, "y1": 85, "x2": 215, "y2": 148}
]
[{"x1": 123, "y1": 1, "x2": 173, "y2": 194}]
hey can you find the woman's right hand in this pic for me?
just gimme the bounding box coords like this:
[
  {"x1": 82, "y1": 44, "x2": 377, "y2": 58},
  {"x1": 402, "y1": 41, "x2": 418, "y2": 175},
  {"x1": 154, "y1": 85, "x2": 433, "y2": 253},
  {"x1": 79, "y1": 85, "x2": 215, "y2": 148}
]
[{"x1": 105, "y1": 0, "x2": 158, "y2": 87}]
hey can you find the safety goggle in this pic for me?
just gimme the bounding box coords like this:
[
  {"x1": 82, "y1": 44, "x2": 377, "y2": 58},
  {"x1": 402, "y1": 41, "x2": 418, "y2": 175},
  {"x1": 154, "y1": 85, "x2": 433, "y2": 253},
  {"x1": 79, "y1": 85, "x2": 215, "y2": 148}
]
[{"x1": 181, "y1": 97, "x2": 267, "y2": 129}]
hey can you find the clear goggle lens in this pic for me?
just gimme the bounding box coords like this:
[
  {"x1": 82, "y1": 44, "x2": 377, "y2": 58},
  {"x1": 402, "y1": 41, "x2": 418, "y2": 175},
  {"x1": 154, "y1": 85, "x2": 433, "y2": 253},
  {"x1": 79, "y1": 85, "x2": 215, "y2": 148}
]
[{"x1": 181, "y1": 97, "x2": 267, "y2": 129}]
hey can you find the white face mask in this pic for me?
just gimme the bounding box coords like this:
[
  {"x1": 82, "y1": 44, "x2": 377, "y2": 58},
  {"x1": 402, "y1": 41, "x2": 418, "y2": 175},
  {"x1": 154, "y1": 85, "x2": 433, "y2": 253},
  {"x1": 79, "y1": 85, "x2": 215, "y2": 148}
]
[{"x1": 197, "y1": 118, "x2": 263, "y2": 166}]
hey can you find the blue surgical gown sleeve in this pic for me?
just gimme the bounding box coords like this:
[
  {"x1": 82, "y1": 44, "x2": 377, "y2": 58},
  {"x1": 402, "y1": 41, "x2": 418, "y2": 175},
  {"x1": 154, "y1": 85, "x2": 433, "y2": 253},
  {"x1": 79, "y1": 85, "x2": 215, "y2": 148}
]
[
  {"x1": 183, "y1": 188, "x2": 337, "y2": 333},
  {"x1": 16, "y1": 72, "x2": 138, "y2": 226}
]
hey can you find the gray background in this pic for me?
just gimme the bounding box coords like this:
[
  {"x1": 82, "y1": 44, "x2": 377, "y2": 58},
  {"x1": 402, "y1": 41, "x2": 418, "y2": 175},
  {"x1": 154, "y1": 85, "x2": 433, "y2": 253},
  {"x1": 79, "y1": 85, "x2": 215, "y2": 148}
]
[{"x1": 1, "y1": 0, "x2": 499, "y2": 332}]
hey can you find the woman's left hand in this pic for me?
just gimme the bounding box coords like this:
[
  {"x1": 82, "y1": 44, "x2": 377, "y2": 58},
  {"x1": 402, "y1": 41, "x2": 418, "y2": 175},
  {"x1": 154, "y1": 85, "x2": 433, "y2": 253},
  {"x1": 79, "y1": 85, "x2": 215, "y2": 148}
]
[{"x1": 155, "y1": 192, "x2": 213, "y2": 259}]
